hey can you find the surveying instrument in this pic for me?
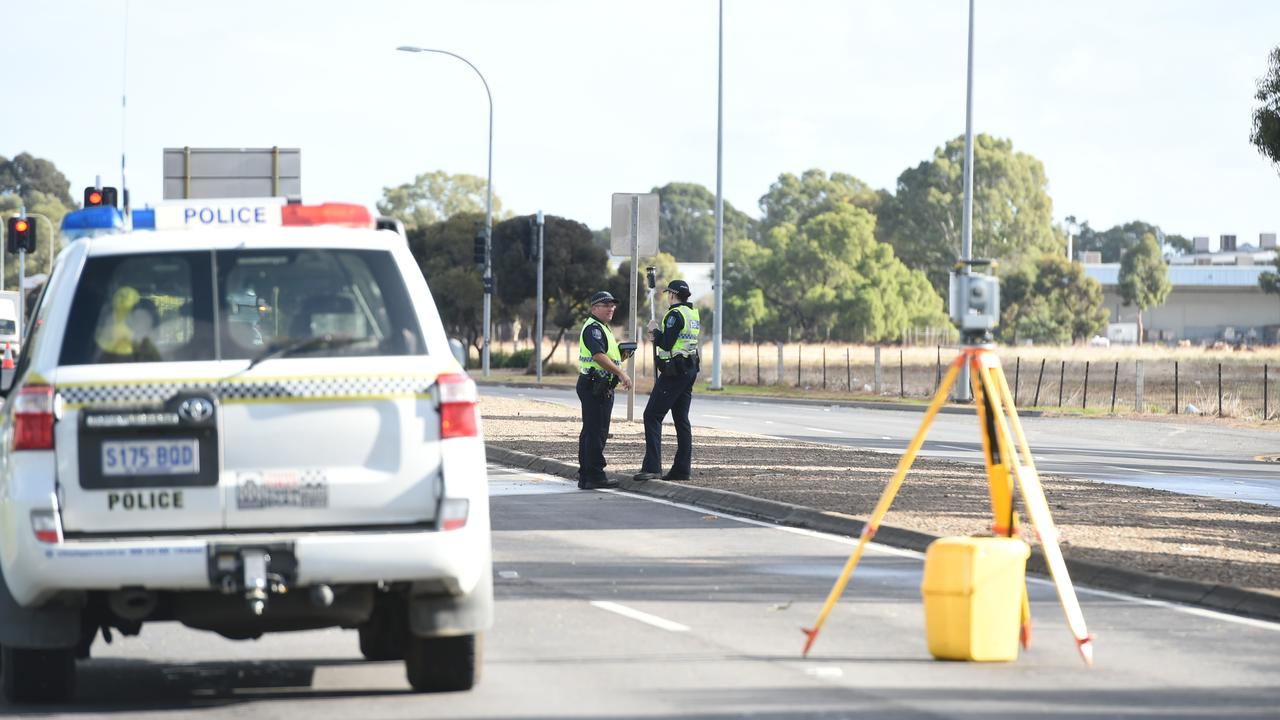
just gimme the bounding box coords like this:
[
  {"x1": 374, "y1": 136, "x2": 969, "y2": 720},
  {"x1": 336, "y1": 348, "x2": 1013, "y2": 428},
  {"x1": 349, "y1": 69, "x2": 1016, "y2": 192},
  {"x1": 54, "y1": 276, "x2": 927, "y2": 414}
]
[{"x1": 801, "y1": 260, "x2": 1094, "y2": 666}]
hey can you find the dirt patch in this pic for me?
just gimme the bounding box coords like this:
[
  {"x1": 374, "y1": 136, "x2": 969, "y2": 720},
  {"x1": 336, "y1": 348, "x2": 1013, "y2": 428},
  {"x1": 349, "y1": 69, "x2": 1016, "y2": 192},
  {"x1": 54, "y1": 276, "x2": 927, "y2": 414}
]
[{"x1": 481, "y1": 395, "x2": 1280, "y2": 597}]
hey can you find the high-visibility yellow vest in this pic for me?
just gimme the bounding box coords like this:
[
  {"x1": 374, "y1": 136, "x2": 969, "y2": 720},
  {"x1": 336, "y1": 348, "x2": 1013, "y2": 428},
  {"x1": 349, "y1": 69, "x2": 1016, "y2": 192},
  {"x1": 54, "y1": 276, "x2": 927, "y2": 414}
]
[
  {"x1": 578, "y1": 317, "x2": 621, "y2": 373},
  {"x1": 656, "y1": 305, "x2": 700, "y2": 360}
]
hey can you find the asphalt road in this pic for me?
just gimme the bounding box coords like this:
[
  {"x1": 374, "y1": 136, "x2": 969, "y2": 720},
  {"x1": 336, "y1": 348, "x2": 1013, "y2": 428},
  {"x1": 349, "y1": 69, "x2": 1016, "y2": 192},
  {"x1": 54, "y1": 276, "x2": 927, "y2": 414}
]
[
  {"x1": 481, "y1": 384, "x2": 1280, "y2": 507},
  {"x1": 10, "y1": 465, "x2": 1278, "y2": 718}
]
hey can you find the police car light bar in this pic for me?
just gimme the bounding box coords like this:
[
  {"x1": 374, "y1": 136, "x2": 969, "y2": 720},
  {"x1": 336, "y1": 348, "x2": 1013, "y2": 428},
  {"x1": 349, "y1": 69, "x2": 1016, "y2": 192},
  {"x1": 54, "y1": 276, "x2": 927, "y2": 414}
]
[{"x1": 60, "y1": 201, "x2": 375, "y2": 237}]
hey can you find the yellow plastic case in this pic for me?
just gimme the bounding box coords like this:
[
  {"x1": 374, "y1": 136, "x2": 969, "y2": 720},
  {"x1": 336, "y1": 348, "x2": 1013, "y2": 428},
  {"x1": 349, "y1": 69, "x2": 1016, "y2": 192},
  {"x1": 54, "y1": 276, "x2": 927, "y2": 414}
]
[{"x1": 920, "y1": 536, "x2": 1030, "y2": 662}]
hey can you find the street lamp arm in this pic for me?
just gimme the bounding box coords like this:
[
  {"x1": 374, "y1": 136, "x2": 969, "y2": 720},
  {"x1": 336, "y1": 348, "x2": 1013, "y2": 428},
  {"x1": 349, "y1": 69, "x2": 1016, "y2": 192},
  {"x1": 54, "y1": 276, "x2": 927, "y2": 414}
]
[{"x1": 396, "y1": 46, "x2": 492, "y2": 111}]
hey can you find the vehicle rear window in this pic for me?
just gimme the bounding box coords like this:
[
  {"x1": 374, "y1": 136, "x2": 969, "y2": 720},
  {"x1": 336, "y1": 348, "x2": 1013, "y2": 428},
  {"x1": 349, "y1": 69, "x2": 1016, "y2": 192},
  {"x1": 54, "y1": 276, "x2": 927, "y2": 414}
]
[
  {"x1": 60, "y1": 252, "x2": 214, "y2": 365},
  {"x1": 215, "y1": 249, "x2": 425, "y2": 360},
  {"x1": 59, "y1": 248, "x2": 424, "y2": 366}
]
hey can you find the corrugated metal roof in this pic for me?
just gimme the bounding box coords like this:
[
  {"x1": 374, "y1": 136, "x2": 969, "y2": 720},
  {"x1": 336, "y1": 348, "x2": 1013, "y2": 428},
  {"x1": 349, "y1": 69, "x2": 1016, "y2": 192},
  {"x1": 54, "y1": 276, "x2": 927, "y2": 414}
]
[{"x1": 1084, "y1": 263, "x2": 1270, "y2": 288}]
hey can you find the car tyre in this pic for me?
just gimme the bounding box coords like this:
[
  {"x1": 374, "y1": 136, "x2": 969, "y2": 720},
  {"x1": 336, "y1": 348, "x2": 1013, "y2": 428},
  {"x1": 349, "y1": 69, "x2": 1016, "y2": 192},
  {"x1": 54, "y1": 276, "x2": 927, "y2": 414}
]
[
  {"x1": 2, "y1": 645, "x2": 76, "y2": 704},
  {"x1": 404, "y1": 633, "x2": 480, "y2": 693}
]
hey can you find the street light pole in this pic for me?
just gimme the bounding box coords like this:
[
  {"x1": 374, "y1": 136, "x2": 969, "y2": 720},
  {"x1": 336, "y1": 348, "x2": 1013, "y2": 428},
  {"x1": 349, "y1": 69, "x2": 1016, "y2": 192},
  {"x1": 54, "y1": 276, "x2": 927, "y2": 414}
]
[
  {"x1": 710, "y1": 0, "x2": 725, "y2": 390},
  {"x1": 397, "y1": 45, "x2": 494, "y2": 376},
  {"x1": 955, "y1": 0, "x2": 977, "y2": 403}
]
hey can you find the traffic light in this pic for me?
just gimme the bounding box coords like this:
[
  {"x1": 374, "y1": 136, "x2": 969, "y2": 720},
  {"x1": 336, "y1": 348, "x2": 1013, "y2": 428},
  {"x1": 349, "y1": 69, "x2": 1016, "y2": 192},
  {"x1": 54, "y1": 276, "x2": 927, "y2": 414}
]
[
  {"x1": 83, "y1": 186, "x2": 119, "y2": 208},
  {"x1": 6, "y1": 216, "x2": 35, "y2": 254},
  {"x1": 523, "y1": 217, "x2": 537, "y2": 261},
  {"x1": 473, "y1": 228, "x2": 486, "y2": 267}
]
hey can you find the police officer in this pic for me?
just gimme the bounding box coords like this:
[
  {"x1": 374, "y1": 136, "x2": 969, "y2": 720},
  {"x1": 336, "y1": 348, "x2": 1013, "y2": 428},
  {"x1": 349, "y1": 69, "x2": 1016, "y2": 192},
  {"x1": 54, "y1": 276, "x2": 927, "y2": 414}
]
[
  {"x1": 577, "y1": 291, "x2": 632, "y2": 490},
  {"x1": 634, "y1": 280, "x2": 700, "y2": 481}
]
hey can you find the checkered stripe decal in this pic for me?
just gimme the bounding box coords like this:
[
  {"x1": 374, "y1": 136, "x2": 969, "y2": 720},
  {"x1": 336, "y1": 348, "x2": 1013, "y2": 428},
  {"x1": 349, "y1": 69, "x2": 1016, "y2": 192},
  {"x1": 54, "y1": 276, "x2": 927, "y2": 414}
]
[{"x1": 59, "y1": 376, "x2": 438, "y2": 407}]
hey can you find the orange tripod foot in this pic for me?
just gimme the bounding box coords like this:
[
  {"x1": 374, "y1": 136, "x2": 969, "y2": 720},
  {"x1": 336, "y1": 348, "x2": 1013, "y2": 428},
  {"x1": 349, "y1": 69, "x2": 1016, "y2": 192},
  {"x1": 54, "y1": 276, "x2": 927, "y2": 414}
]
[{"x1": 801, "y1": 627, "x2": 819, "y2": 657}]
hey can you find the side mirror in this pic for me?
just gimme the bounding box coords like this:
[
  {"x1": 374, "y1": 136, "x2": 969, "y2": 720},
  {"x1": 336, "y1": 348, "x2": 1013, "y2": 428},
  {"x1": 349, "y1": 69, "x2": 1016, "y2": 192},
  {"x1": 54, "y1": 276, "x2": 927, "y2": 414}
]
[{"x1": 448, "y1": 338, "x2": 467, "y2": 368}]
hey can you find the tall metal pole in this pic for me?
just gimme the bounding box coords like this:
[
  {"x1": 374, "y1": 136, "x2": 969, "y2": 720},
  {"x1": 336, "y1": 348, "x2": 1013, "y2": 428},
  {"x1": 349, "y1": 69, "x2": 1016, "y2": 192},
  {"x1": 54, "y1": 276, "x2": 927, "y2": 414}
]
[
  {"x1": 955, "y1": 0, "x2": 977, "y2": 402},
  {"x1": 710, "y1": 0, "x2": 725, "y2": 390},
  {"x1": 535, "y1": 210, "x2": 545, "y2": 382},
  {"x1": 396, "y1": 46, "x2": 494, "y2": 375},
  {"x1": 627, "y1": 196, "x2": 639, "y2": 421}
]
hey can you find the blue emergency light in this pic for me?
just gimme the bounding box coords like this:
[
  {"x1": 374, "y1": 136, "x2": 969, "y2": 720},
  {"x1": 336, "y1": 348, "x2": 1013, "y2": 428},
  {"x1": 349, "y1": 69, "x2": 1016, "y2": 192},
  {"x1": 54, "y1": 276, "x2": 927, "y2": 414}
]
[{"x1": 60, "y1": 206, "x2": 126, "y2": 239}]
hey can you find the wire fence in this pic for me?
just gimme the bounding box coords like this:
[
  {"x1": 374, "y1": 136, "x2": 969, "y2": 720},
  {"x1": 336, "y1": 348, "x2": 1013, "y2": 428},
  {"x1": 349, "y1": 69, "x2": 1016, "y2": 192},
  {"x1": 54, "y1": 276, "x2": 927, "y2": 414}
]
[{"x1": 494, "y1": 338, "x2": 1279, "y2": 421}]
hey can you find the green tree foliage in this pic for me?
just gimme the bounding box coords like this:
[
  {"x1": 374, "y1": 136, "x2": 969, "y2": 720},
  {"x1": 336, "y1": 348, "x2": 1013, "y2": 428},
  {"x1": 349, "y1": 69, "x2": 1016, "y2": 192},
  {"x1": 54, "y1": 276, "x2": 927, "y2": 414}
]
[
  {"x1": 405, "y1": 212, "x2": 487, "y2": 349},
  {"x1": 1118, "y1": 233, "x2": 1171, "y2": 343},
  {"x1": 489, "y1": 214, "x2": 608, "y2": 362},
  {"x1": 651, "y1": 182, "x2": 755, "y2": 262},
  {"x1": 0, "y1": 153, "x2": 76, "y2": 288},
  {"x1": 1071, "y1": 219, "x2": 1180, "y2": 263},
  {"x1": 758, "y1": 169, "x2": 879, "y2": 235},
  {"x1": 999, "y1": 256, "x2": 1108, "y2": 344},
  {"x1": 1259, "y1": 249, "x2": 1280, "y2": 312},
  {"x1": 377, "y1": 170, "x2": 507, "y2": 231},
  {"x1": 0, "y1": 153, "x2": 75, "y2": 208},
  {"x1": 726, "y1": 205, "x2": 945, "y2": 342},
  {"x1": 1251, "y1": 46, "x2": 1280, "y2": 172},
  {"x1": 876, "y1": 135, "x2": 1058, "y2": 294}
]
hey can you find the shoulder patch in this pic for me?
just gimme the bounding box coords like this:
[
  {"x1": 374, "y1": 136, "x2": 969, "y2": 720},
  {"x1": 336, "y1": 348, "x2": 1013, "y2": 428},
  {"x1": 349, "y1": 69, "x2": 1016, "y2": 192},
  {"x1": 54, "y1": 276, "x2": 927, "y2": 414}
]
[
  {"x1": 666, "y1": 315, "x2": 678, "y2": 328},
  {"x1": 590, "y1": 327, "x2": 603, "y2": 339}
]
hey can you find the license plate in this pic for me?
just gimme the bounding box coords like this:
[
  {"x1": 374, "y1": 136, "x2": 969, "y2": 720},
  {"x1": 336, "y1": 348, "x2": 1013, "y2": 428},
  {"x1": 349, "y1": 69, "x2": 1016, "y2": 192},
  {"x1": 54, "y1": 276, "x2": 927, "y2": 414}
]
[{"x1": 101, "y1": 439, "x2": 200, "y2": 477}]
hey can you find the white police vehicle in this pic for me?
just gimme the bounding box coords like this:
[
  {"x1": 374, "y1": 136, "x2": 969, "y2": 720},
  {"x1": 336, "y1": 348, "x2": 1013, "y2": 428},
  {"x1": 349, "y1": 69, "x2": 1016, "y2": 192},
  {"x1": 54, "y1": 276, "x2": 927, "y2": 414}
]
[{"x1": 0, "y1": 199, "x2": 491, "y2": 702}]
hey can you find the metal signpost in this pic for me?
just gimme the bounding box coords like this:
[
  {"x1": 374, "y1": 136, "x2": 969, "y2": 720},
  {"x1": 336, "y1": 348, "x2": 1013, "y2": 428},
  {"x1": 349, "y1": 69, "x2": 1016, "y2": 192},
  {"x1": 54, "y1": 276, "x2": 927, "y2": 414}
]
[
  {"x1": 610, "y1": 192, "x2": 659, "y2": 421},
  {"x1": 535, "y1": 210, "x2": 545, "y2": 382}
]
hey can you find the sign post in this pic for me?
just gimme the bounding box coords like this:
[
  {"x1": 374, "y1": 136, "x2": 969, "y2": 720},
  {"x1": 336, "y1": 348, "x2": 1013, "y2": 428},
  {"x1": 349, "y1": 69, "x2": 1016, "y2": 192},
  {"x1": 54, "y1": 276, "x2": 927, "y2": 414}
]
[
  {"x1": 610, "y1": 193, "x2": 658, "y2": 421},
  {"x1": 535, "y1": 210, "x2": 545, "y2": 382}
]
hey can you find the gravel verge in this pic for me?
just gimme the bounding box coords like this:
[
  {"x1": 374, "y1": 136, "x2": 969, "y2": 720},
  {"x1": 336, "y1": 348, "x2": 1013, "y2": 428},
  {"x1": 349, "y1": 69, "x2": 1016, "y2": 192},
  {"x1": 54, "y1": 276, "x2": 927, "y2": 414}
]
[{"x1": 480, "y1": 395, "x2": 1280, "y2": 620}]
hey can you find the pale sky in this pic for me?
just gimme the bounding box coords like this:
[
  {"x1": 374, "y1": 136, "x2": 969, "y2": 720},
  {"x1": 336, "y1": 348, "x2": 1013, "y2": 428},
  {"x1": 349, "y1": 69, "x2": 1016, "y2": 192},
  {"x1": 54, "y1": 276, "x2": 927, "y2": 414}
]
[{"x1": 4, "y1": 1, "x2": 1279, "y2": 250}]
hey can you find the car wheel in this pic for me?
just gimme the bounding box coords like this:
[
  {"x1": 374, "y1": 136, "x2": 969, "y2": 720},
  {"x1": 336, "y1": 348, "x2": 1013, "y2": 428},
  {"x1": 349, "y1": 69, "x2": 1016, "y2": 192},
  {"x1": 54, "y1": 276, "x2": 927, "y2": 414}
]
[
  {"x1": 358, "y1": 593, "x2": 407, "y2": 661},
  {"x1": 404, "y1": 633, "x2": 480, "y2": 693},
  {"x1": 2, "y1": 645, "x2": 76, "y2": 704}
]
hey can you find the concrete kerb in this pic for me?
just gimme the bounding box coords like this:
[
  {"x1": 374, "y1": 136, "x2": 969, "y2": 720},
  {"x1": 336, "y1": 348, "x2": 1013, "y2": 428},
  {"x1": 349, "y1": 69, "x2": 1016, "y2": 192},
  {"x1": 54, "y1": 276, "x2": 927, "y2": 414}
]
[
  {"x1": 474, "y1": 379, "x2": 1041, "y2": 418},
  {"x1": 485, "y1": 444, "x2": 1280, "y2": 623}
]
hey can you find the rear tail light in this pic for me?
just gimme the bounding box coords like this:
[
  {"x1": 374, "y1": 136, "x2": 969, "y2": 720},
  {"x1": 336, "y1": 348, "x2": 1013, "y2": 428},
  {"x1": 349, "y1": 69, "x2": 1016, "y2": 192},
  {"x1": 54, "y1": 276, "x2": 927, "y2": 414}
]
[
  {"x1": 440, "y1": 498, "x2": 469, "y2": 531},
  {"x1": 13, "y1": 385, "x2": 56, "y2": 451},
  {"x1": 438, "y1": 373, "x2": 479, "y2": 439},
  {"x1": 30, "y1": 510, "x2": 60, "y2": 544}
]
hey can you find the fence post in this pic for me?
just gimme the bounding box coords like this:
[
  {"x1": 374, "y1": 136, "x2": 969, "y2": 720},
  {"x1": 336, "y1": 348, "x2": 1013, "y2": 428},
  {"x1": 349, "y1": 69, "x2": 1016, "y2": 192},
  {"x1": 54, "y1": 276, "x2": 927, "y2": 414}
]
[
  {"x1": 1218, "y1": 362, "x2": 1223, "y2": 417},
  {"x1": 874, "y1": 346, "x2": 883, "y2": 395},
  {"x1": 1265, "y1": 364, "x2": 1270, "y2": 421},
  {"x1": 1174, "y1": 361, "x2": 1179, "y2": 414},
  {"x1": 776, "y1": 342, "x2": 784, "y2": 386},
  {"x1": 737, "y1": 341, "x2": 742, "y2": 384},
  {"x1": 798, "y1": 343, "x2": 803, "y2": 386},
  {"x1": 1033, "y1": 358, "x2": 1046, "y2": 407},
  {"x1": 899, "y1": 349, "x2": 905, "y2": 398},
  {"x1": 822, "y1": 347, "x2": 827, "y2": 390},
  {"x1": 1110, "y1": 361, "x2": 1119, "y2": 414},
  {"x1": 846, "y1": 348, "x2": 852, "y2": 391},
  {"x1": 756, "y1": 343, "x2": 762, "y2": 385},
  {"x1": 1135, "y1": 360, "x2": 1144, "y2": 414},
  {"x1": 1058, "y1": 361, "x2": 1065, "y2": 407},
  {"x1": 1014, "y1": 357, "x2": 1021, "y2": 406},
  {"x1": 936, "y1": 345, "x2": 941, "y2": 391},
  {"x1": 1083, "y1": 361, "x2": 1090, "y2": 409}
]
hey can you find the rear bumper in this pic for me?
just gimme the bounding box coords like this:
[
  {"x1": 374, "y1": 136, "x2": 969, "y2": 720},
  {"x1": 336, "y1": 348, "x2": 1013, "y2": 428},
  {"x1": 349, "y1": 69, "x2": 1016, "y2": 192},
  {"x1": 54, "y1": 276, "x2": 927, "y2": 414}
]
[{"x1": 1, "y1": 523, "x2": 490, "y2": 607}]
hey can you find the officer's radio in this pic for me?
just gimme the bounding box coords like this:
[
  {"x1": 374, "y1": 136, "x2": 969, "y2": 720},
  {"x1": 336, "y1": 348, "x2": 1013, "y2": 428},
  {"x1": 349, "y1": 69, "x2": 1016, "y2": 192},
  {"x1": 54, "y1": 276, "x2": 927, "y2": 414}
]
[{"x1": 948, "y1": 260, "x2": 1000, "y2": 344}]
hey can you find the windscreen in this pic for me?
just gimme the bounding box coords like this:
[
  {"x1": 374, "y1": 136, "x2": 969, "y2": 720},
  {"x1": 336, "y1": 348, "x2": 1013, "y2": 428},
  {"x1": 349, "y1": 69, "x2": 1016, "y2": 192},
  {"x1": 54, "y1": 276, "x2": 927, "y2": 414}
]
[{"x1": 59, "y1": 248, "x2": 425, "y2": 365}]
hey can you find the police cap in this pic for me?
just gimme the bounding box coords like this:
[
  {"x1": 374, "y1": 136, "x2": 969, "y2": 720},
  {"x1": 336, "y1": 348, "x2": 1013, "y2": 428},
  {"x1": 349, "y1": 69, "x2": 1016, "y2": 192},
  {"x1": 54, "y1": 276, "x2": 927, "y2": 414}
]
[
  {"x1": 665, "y1": 279, "x2": 691, "y2": 297},
  {"x1": 589, "y1": 291, "x2": 618, "y2": 306}
]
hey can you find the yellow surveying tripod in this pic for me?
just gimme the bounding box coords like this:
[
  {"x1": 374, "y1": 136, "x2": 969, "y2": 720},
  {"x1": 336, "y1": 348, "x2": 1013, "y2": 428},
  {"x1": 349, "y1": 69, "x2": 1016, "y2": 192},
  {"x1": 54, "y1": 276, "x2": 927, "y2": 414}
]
[{"x1": 801, "y1": 265, "x2": 1094, "y2": 666}]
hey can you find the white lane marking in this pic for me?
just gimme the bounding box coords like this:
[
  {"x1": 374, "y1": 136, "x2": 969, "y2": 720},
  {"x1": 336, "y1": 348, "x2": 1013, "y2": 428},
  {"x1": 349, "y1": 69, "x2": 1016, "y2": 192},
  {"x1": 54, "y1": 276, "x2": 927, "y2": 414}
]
[
  {"x1": 590, "y1": 601, "x2": 690, "y2": 633},
  {"x1": 803, "y1": 427, "x2": 842, "y2": 435},
  {"x1": 805, "y1": 666, "x2": 844, "y2": 679},
  {"x1": 1106, "y1": 464, "x2": 1160, "y2": 475},
  {"x1": 495, "y1": 467, "x2": 1280, "y2": 633},
  {"x1": 703, "y1": 414, "x2": 733, "y2": 420},
  {"x1": 763, "y1": 420, "x2": 775, "y2": 425}
]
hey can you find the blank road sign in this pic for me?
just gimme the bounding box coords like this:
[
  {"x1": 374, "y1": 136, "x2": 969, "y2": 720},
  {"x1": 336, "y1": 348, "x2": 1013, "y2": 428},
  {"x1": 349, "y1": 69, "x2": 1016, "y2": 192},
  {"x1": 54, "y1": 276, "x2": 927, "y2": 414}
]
[{"x1": 610, "y1": 193, "x2": 659, "y2": 256}]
